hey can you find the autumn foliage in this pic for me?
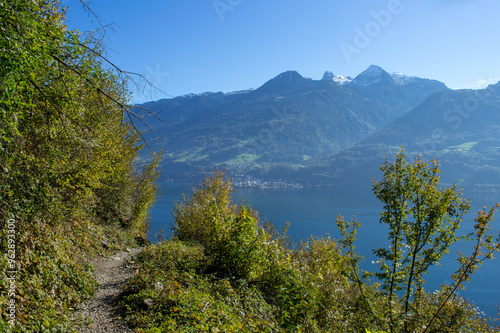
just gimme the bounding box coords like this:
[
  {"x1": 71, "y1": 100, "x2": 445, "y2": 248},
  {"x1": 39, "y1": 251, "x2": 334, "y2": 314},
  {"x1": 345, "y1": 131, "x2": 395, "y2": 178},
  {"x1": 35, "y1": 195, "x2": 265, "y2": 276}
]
[{"x1": 0, "y1": 0, "x2": 159, "y2": 331}]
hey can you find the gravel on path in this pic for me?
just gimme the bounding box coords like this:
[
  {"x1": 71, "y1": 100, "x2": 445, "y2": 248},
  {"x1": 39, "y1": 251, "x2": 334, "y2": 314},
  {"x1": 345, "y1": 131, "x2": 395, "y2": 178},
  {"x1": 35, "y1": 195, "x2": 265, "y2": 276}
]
[{"x1": 76, "y1": 247, "x2": 143, "y2": 332}]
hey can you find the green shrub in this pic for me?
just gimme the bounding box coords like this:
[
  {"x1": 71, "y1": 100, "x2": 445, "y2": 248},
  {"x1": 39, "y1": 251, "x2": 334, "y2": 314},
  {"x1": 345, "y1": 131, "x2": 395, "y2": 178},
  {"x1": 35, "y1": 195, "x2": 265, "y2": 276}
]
[
  {"x1": 124, "y1": 171, "x2": 366, "y2": 332},
  {"x1": 122, "y1": 241, "x2": 281, "y2": 332},
  {"x1": 173, "y1": 171, "x2": 273, "y2": 280},
  {"x1": 172, "y1": 170, "x2": 237, "y2": 246},
  {"x1": 123, "y1": 169, "x2": 498, "y2": 332},
  {"x1": 0, "y1": 0, "x2": 160, "y2": 330}
]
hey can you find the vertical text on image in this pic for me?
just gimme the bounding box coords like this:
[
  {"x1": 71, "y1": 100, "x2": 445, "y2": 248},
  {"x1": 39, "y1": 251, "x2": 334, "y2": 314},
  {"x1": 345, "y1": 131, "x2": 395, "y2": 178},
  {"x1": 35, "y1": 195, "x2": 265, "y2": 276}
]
[{"x1": 6, "y1": 218, "x2": 17, "y2": 326}]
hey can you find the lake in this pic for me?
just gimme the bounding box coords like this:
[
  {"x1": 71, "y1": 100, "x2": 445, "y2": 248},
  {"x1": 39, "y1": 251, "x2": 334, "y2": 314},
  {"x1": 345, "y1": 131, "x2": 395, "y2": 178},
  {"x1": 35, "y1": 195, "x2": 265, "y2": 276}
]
[{"x1": 148, "y1": 182, "x2": 500, "y2": 319}]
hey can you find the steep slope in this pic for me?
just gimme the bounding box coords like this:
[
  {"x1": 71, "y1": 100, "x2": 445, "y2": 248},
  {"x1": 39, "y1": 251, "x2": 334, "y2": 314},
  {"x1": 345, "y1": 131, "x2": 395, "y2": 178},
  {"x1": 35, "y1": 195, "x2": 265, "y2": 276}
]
[
  {"x1": 135, "y1": 91, "x2": 249, "y2": 148},
  {"x1": 138, "y1": 66, "x2": 448, "y2": 179},
  {"x1": 158, "y1": 70, "x2": 420, "y2": 168},
  {"x1": 296, "y1": 82, "x2": 500, "y2": 189},
  {"x1": 321, "y1": 71, "x2": 352, "y2": 84},
  {"x1": 347, "y1": 65, "x2": 449, "y2": 118}
]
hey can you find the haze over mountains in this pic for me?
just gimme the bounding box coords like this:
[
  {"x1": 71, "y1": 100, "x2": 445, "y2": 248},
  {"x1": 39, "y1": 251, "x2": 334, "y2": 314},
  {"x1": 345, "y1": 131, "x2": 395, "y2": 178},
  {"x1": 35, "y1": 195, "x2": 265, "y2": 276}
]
[
  {"x1": 137, "y1": 65, "x2": 500, "y2": 190},
  {"x1": 302, "y1": 82, "x2": 500, "y2": 190}
]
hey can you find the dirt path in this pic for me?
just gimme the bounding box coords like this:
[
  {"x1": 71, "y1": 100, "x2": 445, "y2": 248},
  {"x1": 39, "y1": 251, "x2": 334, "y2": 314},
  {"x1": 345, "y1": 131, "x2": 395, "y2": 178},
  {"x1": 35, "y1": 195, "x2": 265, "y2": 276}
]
[{"x1": 76, "y1": 248, "x2": 143, "y2": 332}]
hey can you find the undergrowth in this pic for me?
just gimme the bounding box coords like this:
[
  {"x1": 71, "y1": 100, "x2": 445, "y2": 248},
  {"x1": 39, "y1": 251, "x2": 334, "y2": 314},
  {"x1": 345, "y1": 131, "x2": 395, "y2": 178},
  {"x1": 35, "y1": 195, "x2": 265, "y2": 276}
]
[
  {"x1": 122, "y1": 171, "x2": 498, "y2": 332},
  {"x1": 0, "y1": 0, "x2": 160, "y2": 331}
]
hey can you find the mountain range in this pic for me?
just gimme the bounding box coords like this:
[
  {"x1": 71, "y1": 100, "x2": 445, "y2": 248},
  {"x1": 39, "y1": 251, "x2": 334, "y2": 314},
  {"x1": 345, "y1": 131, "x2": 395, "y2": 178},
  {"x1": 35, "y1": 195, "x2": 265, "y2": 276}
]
[
  {"x1": 293, "y1": 82, "x2": 500, "y2": 190},
  {"x1": 136, "y1": 65, "x2": 500, "y2": 190}
]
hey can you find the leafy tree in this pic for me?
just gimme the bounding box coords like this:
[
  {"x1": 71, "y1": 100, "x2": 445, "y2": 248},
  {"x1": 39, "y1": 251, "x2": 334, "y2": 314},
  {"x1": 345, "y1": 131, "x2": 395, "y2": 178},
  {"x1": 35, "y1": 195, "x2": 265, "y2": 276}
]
[
  {"x1": 372, "y1": 151, "x2": 470, "y2": 331},
  {"x1": 172, "y1": 169, "x2": 237, "y2": 246},
  {"x1": 0, "y1": 0, "x2": 160, "y2": 330},
  {"x1": 337, "y1": 149, "x2": 500, "y2": 333},
  {"x1": 172, "y1": 170, "x2": 265, "y2": 279},
  {"x1": 123, "y1": 169, "x2": 498, "y2": 332}
]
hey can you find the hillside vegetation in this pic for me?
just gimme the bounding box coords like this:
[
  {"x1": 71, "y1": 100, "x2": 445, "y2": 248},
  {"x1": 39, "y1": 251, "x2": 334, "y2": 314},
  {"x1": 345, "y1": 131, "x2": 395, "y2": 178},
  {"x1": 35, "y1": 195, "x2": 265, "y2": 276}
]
[
  {"x1": 122, "y1": 162, "x2": 499, "y2": 332},
  {"x1": 295, "y1": 85, "x2": 500, "y2": 189},
  {"x1": 2, "y1": 1, "x2": 499, "y2": 332},
  {"x1": 137, "y1": 67, "x2": 447, "y2": 181},
  {"x1": 137, "y1": 65, "x2": 500, "y2": 191},
  {"x1": 0, "y1": 1, "x2": 159, "y2": 331}
]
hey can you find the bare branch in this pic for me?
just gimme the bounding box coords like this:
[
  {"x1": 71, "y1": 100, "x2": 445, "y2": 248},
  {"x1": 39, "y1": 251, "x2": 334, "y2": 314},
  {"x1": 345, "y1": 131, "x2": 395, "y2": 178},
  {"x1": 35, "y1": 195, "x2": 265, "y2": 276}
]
[
  {"x1": 76, "y1": 42, "x2": 171, "y2": 99},
  {"x1": 48, "y1": 53, "x2": 167, "y2": 146}
]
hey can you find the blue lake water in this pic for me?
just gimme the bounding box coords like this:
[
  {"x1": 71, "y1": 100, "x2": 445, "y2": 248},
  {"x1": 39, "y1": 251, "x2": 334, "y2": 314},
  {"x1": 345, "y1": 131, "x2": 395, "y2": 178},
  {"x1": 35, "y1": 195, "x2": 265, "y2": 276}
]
[{"x1": 148, "y1": 182, "x2": 500, "y2": 319}]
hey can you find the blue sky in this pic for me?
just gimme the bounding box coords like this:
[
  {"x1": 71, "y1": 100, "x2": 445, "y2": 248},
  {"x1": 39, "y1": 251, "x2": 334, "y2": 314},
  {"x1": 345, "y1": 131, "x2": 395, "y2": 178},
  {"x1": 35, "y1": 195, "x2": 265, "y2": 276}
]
[{"x1": 64, "y1": 0, "x2": 500, "y2": 103}]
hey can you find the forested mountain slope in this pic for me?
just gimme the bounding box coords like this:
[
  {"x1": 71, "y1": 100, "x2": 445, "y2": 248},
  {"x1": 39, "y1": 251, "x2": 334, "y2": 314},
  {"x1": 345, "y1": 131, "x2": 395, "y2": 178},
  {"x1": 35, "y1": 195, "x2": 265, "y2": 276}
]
[
  {"x1": 138, "y1": 66, "x2": 447, "y2": 179},
  {"x1": 292, "y1": 83, "x2": 500, "y2": 189}
]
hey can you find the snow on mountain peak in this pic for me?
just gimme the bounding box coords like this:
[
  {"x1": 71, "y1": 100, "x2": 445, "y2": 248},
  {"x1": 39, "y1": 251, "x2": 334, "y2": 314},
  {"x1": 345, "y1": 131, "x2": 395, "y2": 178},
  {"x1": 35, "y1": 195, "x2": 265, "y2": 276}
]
[
  {"x1": 349, "y1": 65, "x2": 393, "y2": 87},
  {"x1": 226, "y1": 89, "x2": 254, "y2": 95},
  {"x1": 322, "y1": 71, "x2": 352, "y2": 85},
  {"x1": 390, "y1": 72, "x2": 419, "y2": 85}
]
